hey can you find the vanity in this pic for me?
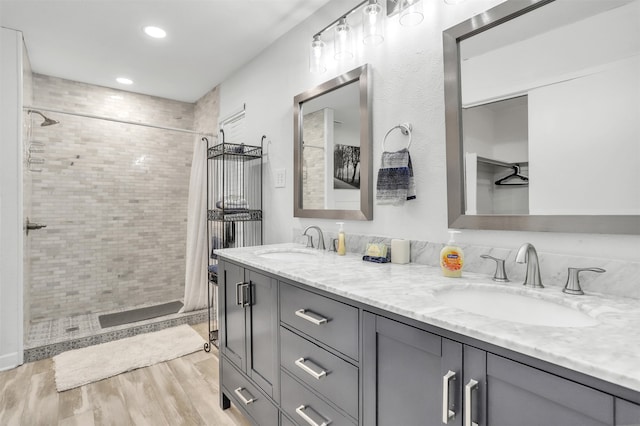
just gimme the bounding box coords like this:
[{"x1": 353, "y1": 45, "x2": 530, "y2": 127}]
[
  {"x1": 216, "y1": 0, "x2": 640, "y2": 423},
  {"x1": 216, "y1": 244, "x2": 640, "y2": 426}
]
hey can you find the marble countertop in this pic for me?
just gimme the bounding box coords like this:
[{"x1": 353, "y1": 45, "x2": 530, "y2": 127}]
[{"x1": 216, "y1": 243, "x2": 640, "y2": 394}]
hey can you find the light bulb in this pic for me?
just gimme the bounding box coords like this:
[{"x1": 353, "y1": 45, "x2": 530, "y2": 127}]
[
  {"x1": 334, "y1": 17, "x2": 354, "y2": 60},
  {"x1": 309, "y1": 35, "x2": 326, "y2": 73},
  {"x1": 363, "y1": 0, "x2": 384, "y2": 45},
  {"x1": 143, "y1": 26, "x2": 167, "y2": 39},
  {"x1": 399, "y1": 0, "x2": 424, "y2": 26}
]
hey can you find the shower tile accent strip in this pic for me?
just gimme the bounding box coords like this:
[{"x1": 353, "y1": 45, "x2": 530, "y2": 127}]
[{"x1": 24, "y1": 309, "x2": 208, "y2": 363}]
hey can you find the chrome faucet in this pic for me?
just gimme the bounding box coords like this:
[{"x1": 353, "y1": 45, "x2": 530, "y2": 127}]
[
  {"x1": 515, "y1": 243, "x2": 544, "y2": 288},
  {"x1": 563, "y1": 267, "x2": 605, "y2": 295},
  {"x1": 303, "y1": 226, "x2": 325, "y2": 250}
]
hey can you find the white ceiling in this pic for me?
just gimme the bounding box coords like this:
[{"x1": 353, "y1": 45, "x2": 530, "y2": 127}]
[{"x1": 0, "y1": 0, "x2": 333, "y2": 103}]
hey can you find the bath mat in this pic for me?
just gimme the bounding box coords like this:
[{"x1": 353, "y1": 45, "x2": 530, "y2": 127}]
[
  {"x1": 53, "y1": 324, "x2": 204, "y2": 392},
  {"x1": 98, "y1": 301, "x2": 184, "y2": 328}
]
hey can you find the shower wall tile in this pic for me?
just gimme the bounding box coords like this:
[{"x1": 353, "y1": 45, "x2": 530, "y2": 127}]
[
  {"x1": 27, "y1": 75, "x2": 197, "y2": 322},
  {"x1": 194, "y1": 85, "x2": 220, "y2": 136}
]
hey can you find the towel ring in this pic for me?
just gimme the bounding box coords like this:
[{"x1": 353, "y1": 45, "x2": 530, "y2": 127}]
[{"x1": 382, "y1": 123, "x2": 412, "y2": 151}]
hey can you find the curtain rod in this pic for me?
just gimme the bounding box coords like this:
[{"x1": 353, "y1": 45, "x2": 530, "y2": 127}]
[{"x1": 24, "y1": 105, "x2": 215, "y2": 137}]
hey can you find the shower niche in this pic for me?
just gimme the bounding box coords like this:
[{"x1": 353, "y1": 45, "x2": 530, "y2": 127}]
[{"x1": 205, "y1": 133, "x2": 263, "y2": 351}]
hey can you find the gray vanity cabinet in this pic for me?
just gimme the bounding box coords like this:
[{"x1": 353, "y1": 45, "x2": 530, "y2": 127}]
[
  {"x1": 362, "y1": 312, "x2": 463, "y2": 426},
  {"x1": 615, "y1": 398, "x2": 640, "y2": 426},
  {"x1": 486, "y1": 354, "x2": 614, "y2": 426},
  {"x1": 363, "y1": 311, "x2": 617, "y2": 426},
  {"x1": 219, "y1": 260, "x2": 279, "y2": 424}
]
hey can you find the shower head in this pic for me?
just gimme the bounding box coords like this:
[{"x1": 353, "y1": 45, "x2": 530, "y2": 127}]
[{"x1": 28, "y1": 109, "x2": 59, "y2": 126}]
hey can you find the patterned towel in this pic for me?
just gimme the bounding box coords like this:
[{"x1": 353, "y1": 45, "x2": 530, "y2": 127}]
[{"x1": 376, "y1": 149, "x2": 416, "y2": 205}]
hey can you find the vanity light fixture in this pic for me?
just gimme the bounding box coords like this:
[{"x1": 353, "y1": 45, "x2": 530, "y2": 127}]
[
  {"x1": 398, "y1": 0, "x2": 424, "y2": 26},
  {"x1": 309, "y1": 35, "x2": 327, "y2": 73},
  {"x1": 116, "y1": 77, "x2": 133, "y2": 85},
  {"x1": 334, "y1": 17, "x2": 354, "y2": 60},
  {"x1": 309, "y1": 0, "x2": 425, "y2": 73},
  {"x1": 363, "y1": 0, "x2": 385, "y2": 45},
  {"x1": 143, "y1": 25, "x2": 167, "y2": 39}
]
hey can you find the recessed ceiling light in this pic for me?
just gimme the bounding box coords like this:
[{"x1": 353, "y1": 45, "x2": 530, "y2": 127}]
[
  {"x1": 143, "y1": 26, "x2": 167, "y2": 39},
  {"x1": 116, "y1": 77, "x2": 133, "y2": 85}
]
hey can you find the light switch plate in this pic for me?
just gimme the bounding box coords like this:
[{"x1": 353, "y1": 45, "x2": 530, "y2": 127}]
[{"x1": 275, "y1": 168, "x2": 286, "y2": 188}]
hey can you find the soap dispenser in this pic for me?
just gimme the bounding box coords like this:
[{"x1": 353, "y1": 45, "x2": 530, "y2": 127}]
[
  {"x1": 336, "y1": 222, "x2": 346, "y2": 256},
  {"x1": 440, "y1": 230, "x2": 464, "y2": 278}
]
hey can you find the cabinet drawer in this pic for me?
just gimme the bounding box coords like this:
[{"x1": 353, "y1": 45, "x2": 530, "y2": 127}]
[
  {"x1": 281, "y1": 370, "x2": 357, "y2": 426},
  {"x1": 280, "y1": 282, "x2": 359, "y2": 360},
  {"x1": 221, "y1": 357, "x2": 278, "y2": 426},
  {"x1": 281, "y1": 327, "x2": 358, "y2": 419}
]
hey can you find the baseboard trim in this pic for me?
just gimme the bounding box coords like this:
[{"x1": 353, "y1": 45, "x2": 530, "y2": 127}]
[{"x1": 0, "y1": 351, "x2": 23, "y2": 372}]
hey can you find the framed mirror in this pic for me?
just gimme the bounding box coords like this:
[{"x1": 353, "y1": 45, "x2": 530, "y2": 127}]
[
  {"x1": 443, "y1": 0, "x2": 640, "y2": 234},
  {"x1": 294, "y1": 64, "x2": 373, "y2": 220}
]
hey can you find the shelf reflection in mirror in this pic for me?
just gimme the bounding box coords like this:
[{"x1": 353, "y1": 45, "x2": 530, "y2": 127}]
[{"x1": 443, "y1": 0, "x2": 640, "y2": 234}]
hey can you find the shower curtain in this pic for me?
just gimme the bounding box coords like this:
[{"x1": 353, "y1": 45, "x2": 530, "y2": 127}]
[{"x1": 182, "y1": 136, "x2": 208, "y2": 312}]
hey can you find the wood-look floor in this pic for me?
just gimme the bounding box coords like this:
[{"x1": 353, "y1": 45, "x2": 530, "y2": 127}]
[{"x1": 0, "y1": 323, "x2": 251, "y2": 426}]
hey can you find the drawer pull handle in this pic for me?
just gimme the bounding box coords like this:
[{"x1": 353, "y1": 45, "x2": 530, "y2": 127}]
[
  {"x1": 295, "y1": 309, "x2": 328, "y2": 325},
  {"x1": 233, "y1": 387, "x2": 256, "y2": 405},
  {"x1": 295, "y1": 357, "x2": 327, "y2": 380},
  {"x1": 235, "y1": 282, "x2": 244, "y2": 306},
  {"x1": 442, "y1": 370, "x2": 456, "y2": 424},
  {"x1": 296, "y1": 404, "x2": 331, "y2": 426},
  {"x1": 465, "y1": 379, "x2": 479, "y2": 426}
]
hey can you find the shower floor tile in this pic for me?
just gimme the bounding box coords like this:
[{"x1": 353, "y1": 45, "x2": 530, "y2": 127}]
[{"x1": 24, "y1": 303, "x2": 208, "y2": 362}]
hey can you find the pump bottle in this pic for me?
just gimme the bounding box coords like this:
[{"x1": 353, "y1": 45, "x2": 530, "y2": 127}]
[
  {"x1": 440, "y1": 230, "x2": 464, "y2": 277},
  {"x1": 336, "y1": 222, "x2": 346, "y2": 256}
]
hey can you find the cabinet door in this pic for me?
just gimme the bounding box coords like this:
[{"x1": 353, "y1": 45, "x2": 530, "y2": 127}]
[
  {"x1": 463, "y1": 345, "x2": 487, "y2": 426},
  {"x1": 220, "y1": 261, "x2": 247, "y2": 371},
  {"x1": 246, "y1": 269, "x2": 279, "y2": 400},
  {"x1": 616, "y1": 398, "x2": 640, "y2": 426},
  {"x1": 486, "y1": 354, "x2": 614, "y2": 426},
  {"x1": 363, "y1": 313, "x2": 463, "y2": 426}
]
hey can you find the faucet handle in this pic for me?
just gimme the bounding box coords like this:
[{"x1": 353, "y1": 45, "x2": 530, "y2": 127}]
[
  {"x1": 328, "y1": 238, "x2": 338, "y2": 252},
  {"x1": 563, "y1": 267, "x2": 605, "y2": 295},
  {"x1": 481, "y1": 255, "x2": 510, "y2": 282},
  {"x1": 304, "y1": 234, "x2": 314, "y2": 249}
]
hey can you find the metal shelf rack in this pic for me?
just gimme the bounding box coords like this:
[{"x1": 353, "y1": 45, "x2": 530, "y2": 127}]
[{"x1": 204, "y1": 134, "x2": 263, "y2": 352}]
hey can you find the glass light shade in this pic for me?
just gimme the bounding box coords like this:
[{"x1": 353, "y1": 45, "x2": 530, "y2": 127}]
[
  {"x1": 363, "y1": 0, "x2": 384, "y2": 45},
  {"x1": 334, "y1": 17, "x2": 354, "y2": 60},
  {"x1": 399, "y1": 0, "x2": 424, "y2": 26},
  {"x1": 309, "y1": 36, "x2": 326, "y2": 73},
  {"x1": 444, "y1": 0, "x2": 466, "y2": 4}
]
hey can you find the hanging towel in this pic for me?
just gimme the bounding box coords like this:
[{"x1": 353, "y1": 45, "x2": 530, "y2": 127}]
[{"x1": 376, "y1": 148, "x2": 416, "y2": 205}]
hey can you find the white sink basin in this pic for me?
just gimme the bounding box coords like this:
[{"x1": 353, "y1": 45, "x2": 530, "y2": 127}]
[
  {"x1": 435, "y1": 287, "x2": 599, "y2": 327},
  {"x1": 255, "y1": 248, "x2": 321, "y2": 262}
]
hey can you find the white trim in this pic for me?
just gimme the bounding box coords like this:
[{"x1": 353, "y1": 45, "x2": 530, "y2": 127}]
[{"x1": 0, "y1": 27, "x2": 25, "y2": 370}]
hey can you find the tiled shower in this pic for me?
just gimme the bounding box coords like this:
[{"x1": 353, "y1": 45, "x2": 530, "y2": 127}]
[{"x1": 23, "y1": 74, "x2": 213, "y2": 358}]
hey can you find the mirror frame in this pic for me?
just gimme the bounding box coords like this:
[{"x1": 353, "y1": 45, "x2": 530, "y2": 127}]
[
  {"x1": 443, "y1": 0, "x2": 640, "y2": 234},
  {"x1": 294, "y1": 64, "x2": 373, "y2": 220}
]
